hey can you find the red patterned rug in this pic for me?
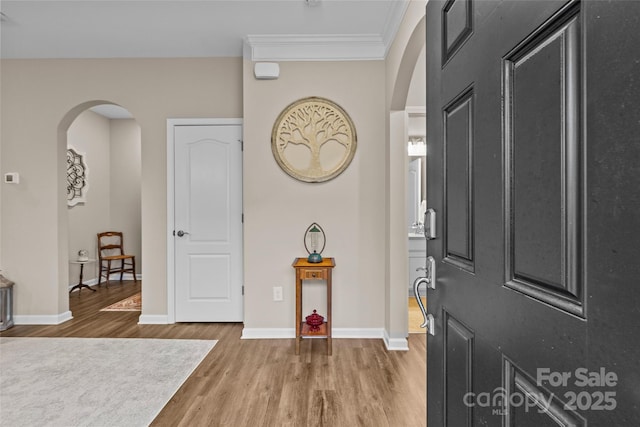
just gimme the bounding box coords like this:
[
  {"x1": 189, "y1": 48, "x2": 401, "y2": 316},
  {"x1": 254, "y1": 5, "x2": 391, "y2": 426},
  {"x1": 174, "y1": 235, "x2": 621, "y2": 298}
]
[{"x1": 100, "y1": 292, "x2": 141, "y2": 311}]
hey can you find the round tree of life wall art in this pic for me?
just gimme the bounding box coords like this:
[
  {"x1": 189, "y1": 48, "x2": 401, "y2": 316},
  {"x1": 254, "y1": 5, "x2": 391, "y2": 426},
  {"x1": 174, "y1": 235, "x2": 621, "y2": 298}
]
[{"x1": 271, "y1": 97, "x2": 357, "y2": 183}]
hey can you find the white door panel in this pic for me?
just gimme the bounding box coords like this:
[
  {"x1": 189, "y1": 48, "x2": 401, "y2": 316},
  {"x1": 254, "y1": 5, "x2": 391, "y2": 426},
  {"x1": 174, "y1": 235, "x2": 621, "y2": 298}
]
[{"x1": 174, "y1": 124, "x2": 242, "y2": 322}]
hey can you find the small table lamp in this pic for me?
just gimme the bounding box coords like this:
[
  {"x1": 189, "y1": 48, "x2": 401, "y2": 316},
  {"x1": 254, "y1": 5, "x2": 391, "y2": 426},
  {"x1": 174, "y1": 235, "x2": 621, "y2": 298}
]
[{"x1": 304, "y1": 222, "x2": 326, "y2": 263}]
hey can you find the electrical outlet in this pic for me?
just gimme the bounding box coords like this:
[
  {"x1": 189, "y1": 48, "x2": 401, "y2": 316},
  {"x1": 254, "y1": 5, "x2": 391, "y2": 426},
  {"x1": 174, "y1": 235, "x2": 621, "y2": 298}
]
[{"x1": 273, "y1": 286, "x2": 283, "y2": 301}]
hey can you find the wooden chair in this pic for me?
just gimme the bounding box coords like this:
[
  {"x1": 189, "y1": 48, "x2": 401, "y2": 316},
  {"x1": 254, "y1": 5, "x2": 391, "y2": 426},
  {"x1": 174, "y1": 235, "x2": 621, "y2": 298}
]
[{"x1": 97, "y1": 231, "x2": 137, "y2": 287}]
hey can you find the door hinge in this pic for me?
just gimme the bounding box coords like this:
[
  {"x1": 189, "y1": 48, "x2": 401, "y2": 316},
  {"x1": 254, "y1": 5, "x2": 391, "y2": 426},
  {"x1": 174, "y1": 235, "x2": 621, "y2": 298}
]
[
  {"x1": 239, "y1": 139, "x2": 244, "y2": 151},
  {"x1": 242, "y1": 285, "x2": 244, "y2": 295},
  {"x1": 242, "y1": 213, "x2": 244, "y2": 223}
]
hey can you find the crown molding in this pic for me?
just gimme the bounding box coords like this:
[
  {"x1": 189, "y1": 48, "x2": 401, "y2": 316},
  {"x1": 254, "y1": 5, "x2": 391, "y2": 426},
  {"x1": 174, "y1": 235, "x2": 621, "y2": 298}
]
[
  {"x1": 244, "y1": 1, "x2": 409, "y2": 62},
  {"x1": 244, "y1": 34, "x2": 386, "y2": 61},
  {"x1": 381, "y1": 0, "x2": 411, "y2": 57}
]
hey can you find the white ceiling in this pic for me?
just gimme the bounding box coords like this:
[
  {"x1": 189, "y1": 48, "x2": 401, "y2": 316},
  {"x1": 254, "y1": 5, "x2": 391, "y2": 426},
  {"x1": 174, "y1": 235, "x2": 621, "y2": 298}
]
[
  {"x1": 0, "y1": 0, "x2": 409, "y2": 60},
  {"x1": 89, "y1": 104, "x2": 134, "y2": 119}
]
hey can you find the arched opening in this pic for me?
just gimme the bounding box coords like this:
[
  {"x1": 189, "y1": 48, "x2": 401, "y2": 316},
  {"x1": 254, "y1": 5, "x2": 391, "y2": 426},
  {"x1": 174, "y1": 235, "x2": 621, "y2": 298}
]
[
  {"x1": 59, "y1": 101, "x2": 142, "y2": 316},
  {"x1": 386, "y1": 12, "x2": 427, "y2": 348},
  {"x1": 405, "y1": 46, "x2": 427, "y2": 335}
]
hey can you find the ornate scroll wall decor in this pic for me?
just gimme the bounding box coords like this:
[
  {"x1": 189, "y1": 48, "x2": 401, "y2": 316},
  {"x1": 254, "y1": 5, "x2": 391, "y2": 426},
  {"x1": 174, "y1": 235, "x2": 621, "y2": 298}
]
[
  {"x1": 271, "y1": 97, "x2": 357, "y2": 183},
  {"x1": 67, "y1": 147, "x2": 88, "y2": 206}
]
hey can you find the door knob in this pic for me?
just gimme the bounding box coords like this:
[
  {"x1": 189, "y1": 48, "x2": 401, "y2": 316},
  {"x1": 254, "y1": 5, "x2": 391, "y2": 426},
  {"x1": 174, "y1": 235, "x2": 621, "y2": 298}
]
[{"x1": 176, "y1": 230, "x2": 190, "y2": 237}]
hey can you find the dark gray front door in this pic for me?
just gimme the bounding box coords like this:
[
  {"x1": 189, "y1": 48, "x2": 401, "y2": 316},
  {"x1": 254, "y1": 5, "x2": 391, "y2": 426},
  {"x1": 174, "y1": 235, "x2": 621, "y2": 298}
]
[{"x1": 426, "y1": 0, "x2": 640, "y2": 425}]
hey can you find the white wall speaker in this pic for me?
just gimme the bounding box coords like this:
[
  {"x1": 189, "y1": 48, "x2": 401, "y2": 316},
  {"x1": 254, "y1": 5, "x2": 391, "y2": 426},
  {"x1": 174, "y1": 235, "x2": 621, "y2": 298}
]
[{"x1": 254, "y1": 62, "x2": 280, "y2": 80}]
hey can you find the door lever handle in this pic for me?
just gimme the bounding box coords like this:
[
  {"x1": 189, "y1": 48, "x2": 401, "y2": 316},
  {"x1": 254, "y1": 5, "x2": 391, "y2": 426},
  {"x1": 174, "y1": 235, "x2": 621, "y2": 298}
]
[
  {"x1": 176, "y1": 230, "x2": 190, "y2": 237},
  {"x1": 413, "y1": 256, "x2": 437, "y2": 335},
  {"x1": 412, "y1": 278, "x2": 436, "y2": 335},
  {"x1": 413, "y1": 276, "x2": 430, "y2": 328}
]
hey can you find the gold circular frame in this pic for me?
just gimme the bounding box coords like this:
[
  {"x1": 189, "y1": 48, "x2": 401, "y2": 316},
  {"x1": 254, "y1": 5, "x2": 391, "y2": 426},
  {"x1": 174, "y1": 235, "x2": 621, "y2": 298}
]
[{"x1": 271, "y1": 96, "x2": 357, "y2": 183}]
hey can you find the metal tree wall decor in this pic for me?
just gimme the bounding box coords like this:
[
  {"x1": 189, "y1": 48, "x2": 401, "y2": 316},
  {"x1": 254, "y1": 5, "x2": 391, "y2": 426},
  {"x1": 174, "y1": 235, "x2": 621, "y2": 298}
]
[
  {"x1": 67, "y1": 147, "x2": 88, "y2": 206},
  {"x1": 271, "y1": 96, "x2": 357, "y2": 183}
]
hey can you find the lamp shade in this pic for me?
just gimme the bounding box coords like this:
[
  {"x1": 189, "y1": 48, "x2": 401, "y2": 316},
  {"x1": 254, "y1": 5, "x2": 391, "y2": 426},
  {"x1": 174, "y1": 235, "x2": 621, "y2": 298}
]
[{"x1": 304, "y1": 222, "x2": 326, "y2": 263}]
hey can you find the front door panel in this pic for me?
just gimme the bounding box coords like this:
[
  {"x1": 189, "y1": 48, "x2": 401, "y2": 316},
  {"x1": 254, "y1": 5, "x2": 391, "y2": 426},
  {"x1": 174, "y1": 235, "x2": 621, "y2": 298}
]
[
  {"x1": 426, "y1": 0, "x2": 640, "y2": 425},
  {"x1": 504, "y1": 4, "x2": 583, "y2": 316}
]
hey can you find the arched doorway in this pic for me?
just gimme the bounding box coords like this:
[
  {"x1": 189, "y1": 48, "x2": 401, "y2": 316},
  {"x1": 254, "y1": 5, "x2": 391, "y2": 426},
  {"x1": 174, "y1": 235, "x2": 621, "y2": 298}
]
[
  {"x1": 60, "y1": 101, "x2": 142, "y2": 316},
  {"x1": 385, "y1": 8, "x2": 427, "y2": 349}
]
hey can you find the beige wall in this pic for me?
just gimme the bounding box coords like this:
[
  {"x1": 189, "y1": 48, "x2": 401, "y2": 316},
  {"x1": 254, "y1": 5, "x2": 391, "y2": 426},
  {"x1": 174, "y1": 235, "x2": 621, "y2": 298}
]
[
  {"x1": 384, "y1": 0, "x2": 427, "y2": 344},
  {"x1": 0, "y1": 4, "x2": 426, "y2": 337},
  {"x1": 67, "y1": 110, "x2": 111, "y2": 285},
  {"x1": 109, "y1": 119, "x2": 142, "y2": 276},
  {"x1": 66, "y1": 112, "x2": 142, "y2": 286},
  {"x1": 242, "y1": 60, "x2": 387, "y2": 332},
  {"x1": 0, "y1": 58, "x2": 242, "y2": 319},
  {"x1": 407, "y1": 46, "x2": 427, "y2": 108},
  {"x1": 387, "y1": 1, "x2": 427, "y2": 112}
]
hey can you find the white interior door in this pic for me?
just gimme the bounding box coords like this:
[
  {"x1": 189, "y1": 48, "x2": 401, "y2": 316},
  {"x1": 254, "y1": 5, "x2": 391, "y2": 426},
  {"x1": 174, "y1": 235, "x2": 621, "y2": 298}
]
[{"x1": 174, "y1": 124, "x2": 243, "y2": 322}]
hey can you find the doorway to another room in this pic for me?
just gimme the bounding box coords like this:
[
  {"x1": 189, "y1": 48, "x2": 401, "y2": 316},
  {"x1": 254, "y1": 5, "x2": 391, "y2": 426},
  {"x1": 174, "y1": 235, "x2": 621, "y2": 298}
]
[
  {"x1": 406, "y1": 46, "x2": 427, "y2": 335},
  {"x1": 66, "y1": 103, "x2": 142, "y2": 315}
]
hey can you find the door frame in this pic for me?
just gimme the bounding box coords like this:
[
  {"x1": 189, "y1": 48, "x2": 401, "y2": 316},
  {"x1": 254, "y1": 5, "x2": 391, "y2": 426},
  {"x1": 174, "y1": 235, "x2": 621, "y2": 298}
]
[{"x1": 166, "y1": 118, "x2": 243, "y2": 323}]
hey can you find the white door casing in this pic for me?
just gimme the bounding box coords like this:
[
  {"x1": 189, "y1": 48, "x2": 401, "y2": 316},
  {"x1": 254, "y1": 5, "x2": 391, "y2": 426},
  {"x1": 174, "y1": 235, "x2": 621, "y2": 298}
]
[
  {"x1": 407, "y1": 158, "x2": 422, "y2": 230},
  {"x1": 167, "y1": 119, "x2": 243, "y2": 322}
]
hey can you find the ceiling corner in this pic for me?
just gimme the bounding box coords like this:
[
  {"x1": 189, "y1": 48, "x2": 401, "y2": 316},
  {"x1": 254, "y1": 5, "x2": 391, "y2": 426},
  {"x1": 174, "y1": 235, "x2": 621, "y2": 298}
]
[{"x1": 381, "y1": 1, "x2": 412, "y2": 56}]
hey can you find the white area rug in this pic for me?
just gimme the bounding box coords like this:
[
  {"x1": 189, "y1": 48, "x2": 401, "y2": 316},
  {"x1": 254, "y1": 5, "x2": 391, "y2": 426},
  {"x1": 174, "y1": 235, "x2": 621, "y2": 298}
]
[{"x1": 0, "y1": 337, "x2": 217, "y2": 427}]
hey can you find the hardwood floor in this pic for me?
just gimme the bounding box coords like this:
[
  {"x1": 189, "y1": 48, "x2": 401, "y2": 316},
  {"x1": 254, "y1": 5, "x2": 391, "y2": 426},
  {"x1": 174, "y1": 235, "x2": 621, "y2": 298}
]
[{"x1": 0, "y1": 282, "x2": 427, "y2": 426}]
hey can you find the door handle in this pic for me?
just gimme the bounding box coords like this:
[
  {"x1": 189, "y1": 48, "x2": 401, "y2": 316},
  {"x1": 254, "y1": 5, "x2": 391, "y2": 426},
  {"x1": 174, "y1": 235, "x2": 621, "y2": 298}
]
[
  {"x1": 413, "y1": 256, "x2": 437, "y2": 335},
  {"x1": 176, "y1": 230, "x2": 190, "y2": 237}
]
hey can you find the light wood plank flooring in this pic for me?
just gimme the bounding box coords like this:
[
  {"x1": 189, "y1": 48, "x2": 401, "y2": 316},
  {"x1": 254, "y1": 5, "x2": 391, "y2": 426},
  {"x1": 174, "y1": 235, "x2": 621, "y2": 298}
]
[{"x1": 0, "y1": 282, "x2": 426, "y2": 426}]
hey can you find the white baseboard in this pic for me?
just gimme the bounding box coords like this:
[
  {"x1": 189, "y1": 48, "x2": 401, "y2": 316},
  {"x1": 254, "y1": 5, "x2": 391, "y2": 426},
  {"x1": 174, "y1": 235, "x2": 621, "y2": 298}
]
[
  {"x1": 241, "y1": 327, "x2": 385, "y2": 340},
  {"x1": 383, "y1": 329, "x2": 409, "y2": 351},
  {"x1": 68, "y1": 277, "x2": 100, "y2": 290},
  {"x1": 14, "y1": 311, "x2": 73, "y2": 325},
  {"x1": 113, "y1": 273, "x2": 141, "y2": 281},
  {"x1": 333, "y1": 328, "x2": 384, "y2": 339},
  {"x1": 137, "y1": 314, "x2": 169, "y2": 325},
  {"x1": 241, "y1": 328, "x2": 295, "y2": 339},
  {"x1": 68, "y1": 274, "x2": 142, "y2": 291}
]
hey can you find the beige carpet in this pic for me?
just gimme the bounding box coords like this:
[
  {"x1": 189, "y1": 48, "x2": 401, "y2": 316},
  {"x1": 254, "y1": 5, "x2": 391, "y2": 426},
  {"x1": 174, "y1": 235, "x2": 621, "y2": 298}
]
[
  {"x1": 409, "y1": 297, "x2": 427, "y2": 333},
  {"x1": 100, "y1": 292, "x2": 141, "y2": 311}
]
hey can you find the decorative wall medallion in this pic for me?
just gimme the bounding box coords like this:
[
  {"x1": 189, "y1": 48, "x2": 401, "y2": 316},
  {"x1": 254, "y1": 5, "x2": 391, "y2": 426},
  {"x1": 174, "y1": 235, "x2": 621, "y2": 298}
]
[
  {"x1": 67, "y1": 147, "x2": 88, "y2": 206},
  {"x1": 271, "y1": 96, "x2": 357, "y2": 183}
]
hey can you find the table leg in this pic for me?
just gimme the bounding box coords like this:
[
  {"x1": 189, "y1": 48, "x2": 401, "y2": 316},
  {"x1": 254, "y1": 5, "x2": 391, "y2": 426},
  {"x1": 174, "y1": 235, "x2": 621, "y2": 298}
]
[
  {"x1": 327, "y1": 269, "x2": 332, "y2": 356},
  {"x1": 69, "y1": 263, "x2": 96, "y2": 294},
  {"x1": 295, "y1": 275, "x2": 301, "y2": 355}
]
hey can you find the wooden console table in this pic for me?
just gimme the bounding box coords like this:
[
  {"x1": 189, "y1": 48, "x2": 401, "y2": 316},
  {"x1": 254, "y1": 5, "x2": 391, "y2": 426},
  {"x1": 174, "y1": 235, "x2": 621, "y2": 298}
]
[{"x1": 292, "y1": 257, "x2": 335, "y2": 355}]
